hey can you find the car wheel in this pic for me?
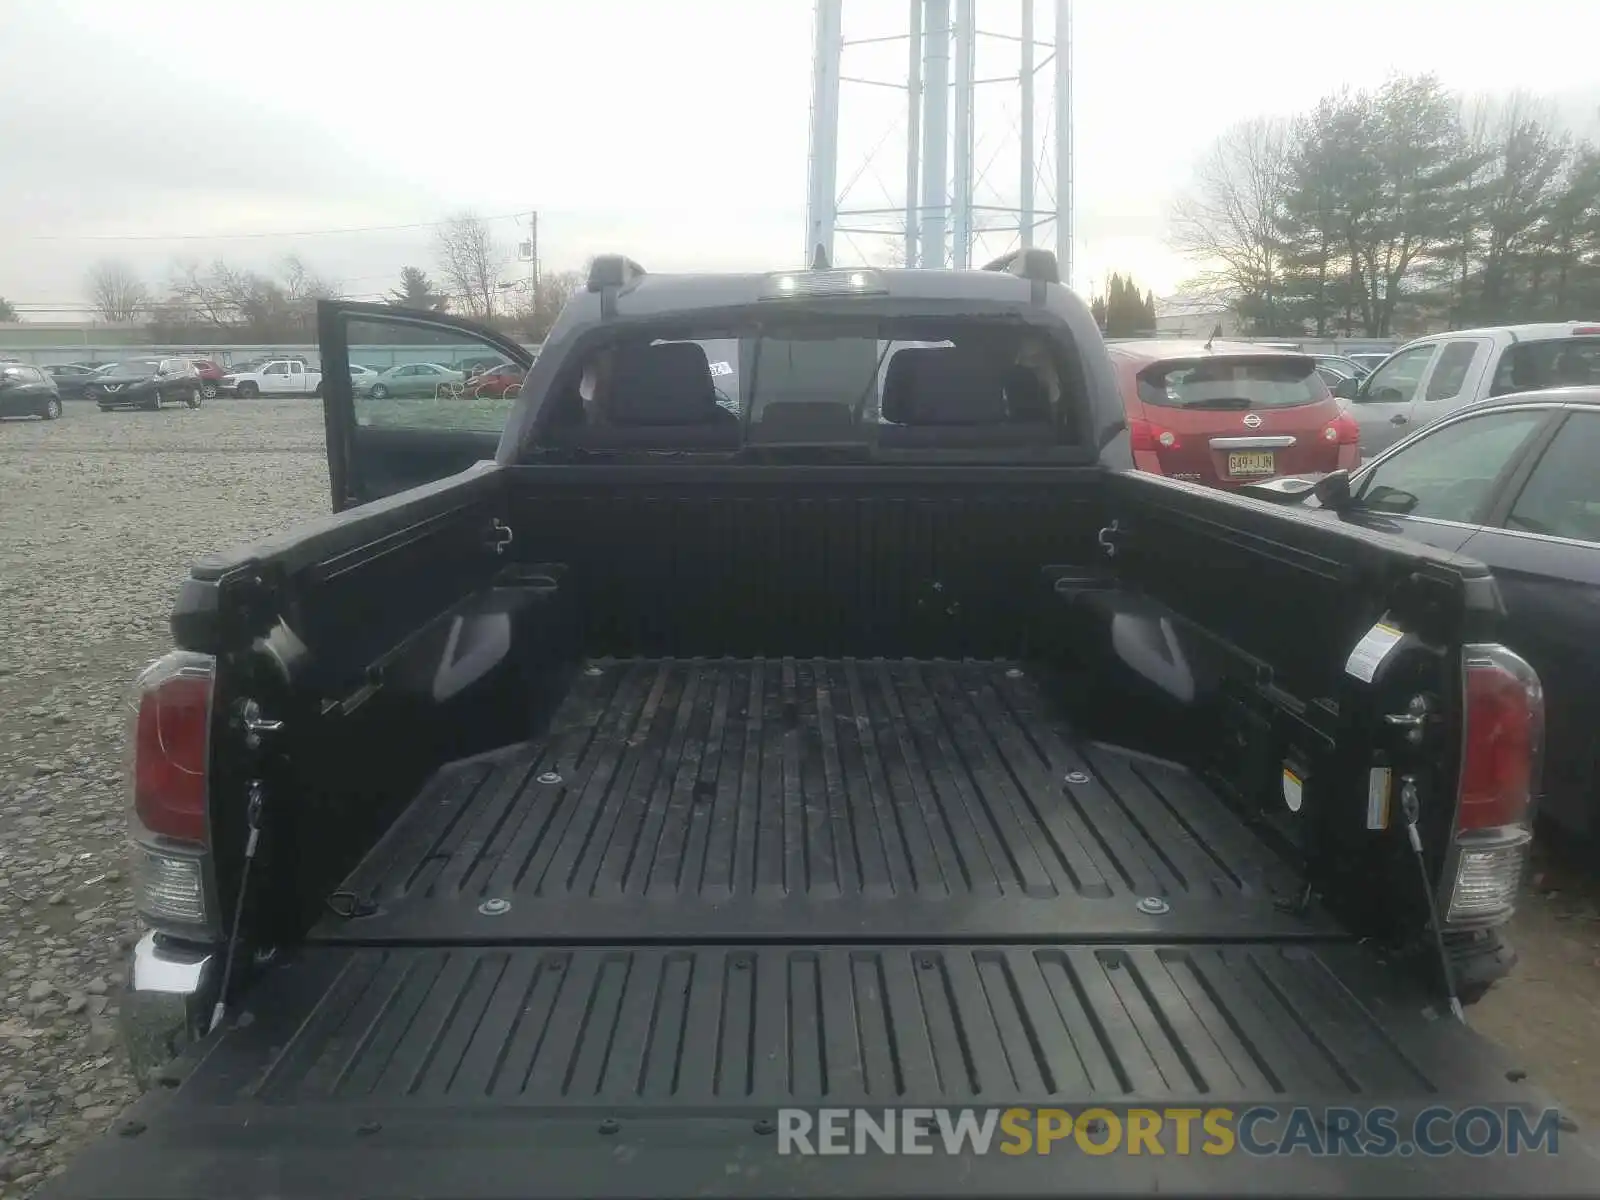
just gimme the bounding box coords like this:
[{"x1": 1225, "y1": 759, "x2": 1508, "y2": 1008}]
[
  {"x1": 143, "y1": 391, "x2": 161, "y2": 411},
  {"x1": 186, "y1": 390, "x2": 201, "y2": 409},
  {"x1": 370, "y1": 384, "x2": 389, "y2": 400},
  {"x1": 43, "y1": 397, "x2": 63, "y2": 420},
  {"x1": 200, "y1": 382, "x2": 219, "y2": 399},
  {"x1": 237, "y1": 382, "x2": 259, "y2": 399},
  {"x1": 314, "y1": 381, "x2": 323, "y2": 398}
]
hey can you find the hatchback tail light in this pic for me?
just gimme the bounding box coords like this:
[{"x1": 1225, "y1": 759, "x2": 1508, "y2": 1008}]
[
  {"x1": 1128, "y1": 418, "x2": 1180, "y2": 451},
  {"x1": 127, "y1": 651, "x2": 220, "y2": 937},
  {"x1": 1445, "y1": 645, "x2": 1542, "y2": 924},
  {"x1": 1323, "y1": 409, "x2": 1360, "y2": 445}
]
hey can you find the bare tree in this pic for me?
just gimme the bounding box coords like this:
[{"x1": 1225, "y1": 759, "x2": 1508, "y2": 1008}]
[
  {"x1": 153, "y1": 256, "x2": 334, "y2": 341},
  {"x1": 1170, "y1": 117, "x2": 1292, "y2": 331},
  {"x1": 86, "y1": 259, "x2": 150, "y2": 323},
  {"x1": 435, "y1": 212, "x2": 508, "y2": 319}
]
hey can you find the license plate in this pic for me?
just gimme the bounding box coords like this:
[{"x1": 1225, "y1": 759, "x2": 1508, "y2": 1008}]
[{"x1": 1228, "y1": 451, "x2": 1275, "y2": 476}]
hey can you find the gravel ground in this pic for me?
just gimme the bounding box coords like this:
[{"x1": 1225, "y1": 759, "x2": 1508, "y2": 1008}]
[
  {"x1": 0, "y1": 398, "x2": 326, "y2": 1195},
  {"x1": 0, "y1": 397, "x2": 1595, "y2": 1193}
]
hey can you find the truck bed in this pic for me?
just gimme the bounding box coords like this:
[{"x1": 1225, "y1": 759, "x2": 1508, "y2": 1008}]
[
  {"x1": 52, "y1": 659, "x2": 1597, "y2": 1197},
  {"x1": 312, "y1": 657, "x2": 1332, "y2": 946}
]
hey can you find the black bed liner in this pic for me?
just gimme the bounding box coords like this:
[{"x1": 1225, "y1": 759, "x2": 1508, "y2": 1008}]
[
  {"x1": 44, "y1": 657, "x2": 1600, "y2": 1197},
  {"x1": 315, "y1": 657, "x2": 1333, "y2": 945},
  {"x1": 47, "y1": 939, "x2": 1599, "y2": 1198}
]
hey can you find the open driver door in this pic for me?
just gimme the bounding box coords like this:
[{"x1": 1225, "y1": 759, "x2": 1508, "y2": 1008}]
[{"x1": 317, "y1": 299, "x2": 535, "y2": 511}]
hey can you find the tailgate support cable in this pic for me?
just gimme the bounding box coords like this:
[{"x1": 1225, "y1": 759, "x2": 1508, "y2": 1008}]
[
  {"x1": 1399, "y1": 775, "x2": 1466, "y2": 1024},
  {"x1": 208, "y1": 779, "x2": 265, "y2": 1035}
]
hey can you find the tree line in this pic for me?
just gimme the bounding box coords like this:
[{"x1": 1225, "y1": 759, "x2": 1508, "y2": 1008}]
[
  {"x1": 43, "y1": 213, "x2": 583, "y2": 344},
  {"x1": 1090, "y1": 273, "x2": 1157, "y2": 336},
  {"x1": 1172, "y1": 75, "x2": 1600, "y2": 337}
]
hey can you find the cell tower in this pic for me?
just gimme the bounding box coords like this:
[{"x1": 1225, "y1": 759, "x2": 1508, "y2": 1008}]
[{"x1": 804, "y1": 0, "x2": 1073, "y2": 282}]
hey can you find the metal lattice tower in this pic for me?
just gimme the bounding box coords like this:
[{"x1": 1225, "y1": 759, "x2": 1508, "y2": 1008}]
[{"x1": 805, "y1": 0, "x2": 1073, "y2": 281}]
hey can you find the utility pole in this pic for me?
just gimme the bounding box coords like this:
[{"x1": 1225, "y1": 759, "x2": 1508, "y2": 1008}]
[{"x1": 526, "y1": 209, "x2": 541, "y2": 336}]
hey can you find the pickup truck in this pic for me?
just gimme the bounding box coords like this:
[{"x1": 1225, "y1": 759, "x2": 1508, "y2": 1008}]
[
  {"x1": 219, "y1": 358, "x2": 324, "y2": 399},
  {"x1": 1338, "y1": 321, "x2": 1600, "y2": 459},
  {"x1": 41, "y1": 252, "x2": 1599, "y2": 1198}
]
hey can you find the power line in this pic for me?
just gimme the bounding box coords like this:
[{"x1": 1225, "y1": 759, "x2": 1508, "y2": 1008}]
[{"x1": 22, "y1": 210, "x2": 529, "y2": 244}]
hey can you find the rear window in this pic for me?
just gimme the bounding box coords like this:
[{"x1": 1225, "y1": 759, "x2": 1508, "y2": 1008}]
[
  {"x1": 1490, "y1": 338, "x2": 1600, "y2": 396},
  {"x1": 1136, "y1": 356, "x2": 1328, "y2": 410},
  {"x1": 538, "y1": 316, "x2": 1091, "y2": 460}
]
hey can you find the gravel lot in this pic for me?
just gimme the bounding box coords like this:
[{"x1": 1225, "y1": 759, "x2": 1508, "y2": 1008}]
[
  {"x1": 1, "y1": 397, "x2": 1596, "y2": 1193},
  {"x1": 0, "y1": 399, "x2": 326, "y2": 1195}
]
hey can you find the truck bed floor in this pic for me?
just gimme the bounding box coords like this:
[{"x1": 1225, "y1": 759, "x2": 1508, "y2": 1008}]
[
  {"x1": 48, "y1": 939, "x2": 1596, "y2": 1197},
  {"x1": 314, "y1": 658, "x2": 1331, "y2": 945}
]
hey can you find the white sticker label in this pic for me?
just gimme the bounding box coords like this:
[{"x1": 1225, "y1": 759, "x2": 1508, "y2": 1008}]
[
  {"x1": 1282, "y1": 767, "x2": 1304, "y2": 813},
  {"x1": 1344, "y1": 621, "x2": 1404, "y2": 683},
  {"x1": 1367, "y1": 766, "x2": 1392, "y2": 830}
]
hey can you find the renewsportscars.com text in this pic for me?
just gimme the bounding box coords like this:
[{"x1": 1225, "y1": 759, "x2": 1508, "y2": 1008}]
[{"x1": 775, "y1": 1106, "x2": 1565, "y2": 1158}]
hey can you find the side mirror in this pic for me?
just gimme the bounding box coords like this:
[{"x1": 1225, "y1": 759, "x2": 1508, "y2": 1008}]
[
  {"x1": 1238, "y1": 475, "x2": 1321, "y2": 503},
  {"x1": 1332, "y1": 376, "x2": 1360, "y2": 401},
  {"x1": 1313, "y1": 469, "x2": 1354, "y2": 511}
]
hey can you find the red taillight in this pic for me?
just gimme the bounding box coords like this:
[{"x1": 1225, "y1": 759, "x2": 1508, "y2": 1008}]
[
  {"x1": 1445, "y1": 646, "x2": 1542, "y2": 925},
  {"x1": 1571, "y1": 325, "x2": 1600, "y2": 335},
  {"x1": 1128, "y1": 418, "x2": 1180, "y2": 451},
  {"x1": 130, "y1": 653, "x2": 215, "y2": 844},
  {"x1": 1456, "y1": 648, "x2": 1542, "y2": 832},
  {"x1": 1324, "y1": 409, "x2": 1360, "y2": 445}
]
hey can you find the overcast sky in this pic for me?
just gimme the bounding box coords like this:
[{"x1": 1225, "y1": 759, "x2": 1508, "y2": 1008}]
[{"x1": 3, "y1": 0, "x2": 1598, "y2": 319}]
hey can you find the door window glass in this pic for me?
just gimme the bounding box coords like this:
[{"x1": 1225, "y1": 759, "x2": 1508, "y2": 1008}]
[
  {"x1": 263, "y1": 363, "x2": 288, "y2": 376},
  {"x1": 1356, "y1": 409, "x2": 1549, "y2": 522},
  {"x1": 1357, "y1": 344, "x2": 1435, "y2": 405},
  {"x1": 348, "y1": 317, "x2": 524, "y2": 432},
  {"x1": 1505, "y1": 412, "x2": 1600, "y2": 543},
  {"x1": 1423, "y1": 341, "x2": 1480, "y2": 402}
]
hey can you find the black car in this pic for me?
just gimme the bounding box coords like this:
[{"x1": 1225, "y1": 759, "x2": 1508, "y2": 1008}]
[
  {"x1": 86, "y1": 357, "x2": 203, "y2": 411},
  {"x1": 43, "y1": 362, "x2": 109, "y2": 399},
  {"x1": 1266, "y1": 385, "x2": 1600, "y2": 844},
  {"x1": 0, "y1": 363, "x2": 63, "y2": 420}
]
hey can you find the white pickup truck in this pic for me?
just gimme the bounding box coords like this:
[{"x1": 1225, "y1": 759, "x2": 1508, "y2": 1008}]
[
  {"x1": 219, "y1": 358, "x2": 324, "y2": 398},
  {"x1": 1340, "y1": 320, "x2": 1600, "y2": 458}
]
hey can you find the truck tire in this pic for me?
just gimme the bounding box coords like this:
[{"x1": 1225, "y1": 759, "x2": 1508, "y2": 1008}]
[
  {"x1": 43, "y1": 396, "x2": 62, "y2": 420},
  {"x1": 314, "y1": 381, "x2": 323, "y2": 398},
  {"x1": 237, "y1": 381, "x2": 259, "y2": 399}
]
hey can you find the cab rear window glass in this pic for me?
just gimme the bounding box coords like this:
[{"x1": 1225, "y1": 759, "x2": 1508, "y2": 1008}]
[
  {"x1": 1491, "y1": 338, "x2": 1600, "y2": 395},
  {"x1": 1136, "y1": 357, "x2": 1327, "y2": 409}
]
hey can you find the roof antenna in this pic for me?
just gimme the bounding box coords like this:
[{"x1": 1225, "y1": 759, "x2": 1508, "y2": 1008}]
[
  {"x1": 811, "y1": 243, "x2": 830, "y2": 270},
  {"x1": 1204, "y1": 322, "x2": 1222, "y2": 352}
]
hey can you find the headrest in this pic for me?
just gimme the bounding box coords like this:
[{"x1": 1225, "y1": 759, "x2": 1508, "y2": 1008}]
[
  {"x1": 1001, "y1": 364, "x2": 1052, "y2": 421},
  {"x1": 882, "y1": 346, "x2": 1008, "y2": 425},
  {"x1": 608, "y1": 341, "x2": 724, "y2": 426}
]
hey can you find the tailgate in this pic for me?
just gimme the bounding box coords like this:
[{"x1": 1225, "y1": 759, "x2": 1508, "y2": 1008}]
[{"x1": 40, "y1": 942, "x2": 1600, "y2": 1198}]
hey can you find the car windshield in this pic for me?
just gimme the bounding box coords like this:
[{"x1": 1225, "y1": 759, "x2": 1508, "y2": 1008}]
[{"x1": 1136, "y1": 356, "x2": 1327, "y2": 409}]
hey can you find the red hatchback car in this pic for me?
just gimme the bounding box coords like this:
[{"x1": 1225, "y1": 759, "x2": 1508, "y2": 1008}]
[{"x1": 1106, "y1": 340, "x2": 1359, "y2": 487}]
